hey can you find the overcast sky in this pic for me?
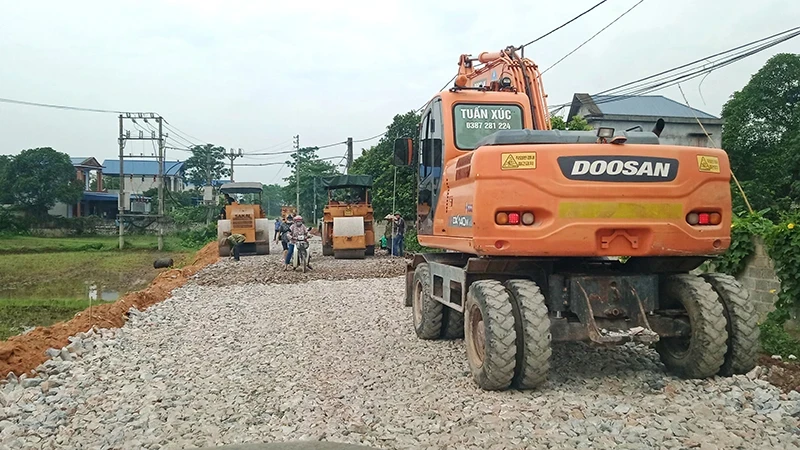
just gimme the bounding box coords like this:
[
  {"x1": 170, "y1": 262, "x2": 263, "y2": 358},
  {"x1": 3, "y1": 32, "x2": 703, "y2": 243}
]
[{"x1": 1, "y1": 0, "x2": 798, "y2": 185}]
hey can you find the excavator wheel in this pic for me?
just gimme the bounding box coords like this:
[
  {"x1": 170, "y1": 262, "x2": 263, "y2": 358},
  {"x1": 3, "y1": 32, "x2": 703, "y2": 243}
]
[
  {"x1": 701, "y1": 273, "x2": 760, "y2": 376},
  {"x1": 655, "y1": 274, "x2": 728, "y2": 379},
  {"x1": 464, "y1": 280, "x2": 517, "y2": 391},
  {"x1": 412, "y1": 263, "x2": 442, "y2": 339},
  {"x1": 440, "y1": 308, "x2": 464, "y2": 339},
  {"x1": 504, "y1": 279, "x2": 552, "y2": 390}
]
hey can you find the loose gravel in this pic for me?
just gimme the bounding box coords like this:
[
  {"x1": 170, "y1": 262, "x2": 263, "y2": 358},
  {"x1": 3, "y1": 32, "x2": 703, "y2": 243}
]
[
  {"x1": 1, "y1": 252, "x2": 799, "y2": 449},
  {"x1": 195, "y1": 239, "x2": 405, "y2": 286}
]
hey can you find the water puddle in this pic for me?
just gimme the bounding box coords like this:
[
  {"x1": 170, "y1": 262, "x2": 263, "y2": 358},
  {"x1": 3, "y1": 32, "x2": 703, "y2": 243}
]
[{"x1": 0, "y1": 281, "x2": 129, "y2": 302}]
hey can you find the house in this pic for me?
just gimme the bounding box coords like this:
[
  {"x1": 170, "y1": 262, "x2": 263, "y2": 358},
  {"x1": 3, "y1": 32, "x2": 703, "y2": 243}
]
[
  {"x1": 49, "y1": 157, "x2": 119, "y2": 219},
  {"x1": 566, "y1": 94, "x2": 723, "y2": 147},
  {"x1": 101, "y1": 159, "x2": 186, "y2": 193}
]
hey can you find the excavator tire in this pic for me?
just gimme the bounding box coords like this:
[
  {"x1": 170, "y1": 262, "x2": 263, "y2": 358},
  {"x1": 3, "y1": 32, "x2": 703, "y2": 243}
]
[
  {"x1": 701, "y1": 273, "x2": 760, "y2": 376},
  {"x1": 655, "y1": 274, "x2": 728, "y2": 379},
  {"x1": 464, "y1": 280, "x2": 517, "y2": 391},
  {"x1": 441, "y1": 308, "x2": 464, "y2": 339},
  {"x1": 504, "y1": 279, "x2": 552, "y2": 390},
  {"x1": 412, "y1": 263, "x2": 442, "y2": 339}
]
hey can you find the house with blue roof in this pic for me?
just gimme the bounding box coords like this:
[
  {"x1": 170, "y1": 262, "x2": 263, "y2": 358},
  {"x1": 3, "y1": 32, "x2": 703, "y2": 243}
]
[
  {"x1": 566, "y1": 94, "x2": 723, "y2": 147},
  {"x1": 101, "y1": 159, "x2": 186, "y2": 194}
]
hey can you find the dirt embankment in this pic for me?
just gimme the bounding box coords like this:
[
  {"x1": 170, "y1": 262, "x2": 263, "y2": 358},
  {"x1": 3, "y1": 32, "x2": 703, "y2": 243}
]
[{"x1": 0, "y1": 242, "x2": 219, "y2": 377}]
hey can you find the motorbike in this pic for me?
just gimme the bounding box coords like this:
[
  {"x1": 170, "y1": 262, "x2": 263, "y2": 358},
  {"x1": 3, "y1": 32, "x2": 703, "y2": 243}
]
[{"x1": 292, "y1": 231, "x2": 310, "y2": 273}]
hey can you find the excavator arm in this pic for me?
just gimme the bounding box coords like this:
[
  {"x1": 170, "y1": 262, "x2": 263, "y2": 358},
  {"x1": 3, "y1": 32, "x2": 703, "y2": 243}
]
[{"x1": 455, "y1": 46, "x2": 551, "y2": 130}]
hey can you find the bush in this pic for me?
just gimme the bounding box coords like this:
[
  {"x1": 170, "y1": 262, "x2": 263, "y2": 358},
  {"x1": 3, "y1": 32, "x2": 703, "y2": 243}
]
[
  {"x1": 404, "y1": 228, "x2": 443, "y2": 254},
  {"x1": 179, "y1": 222, "x2": 217, "y2": 249},
  {"x1": 713, "y1": 211, "x2": 800, "y2": 358}
]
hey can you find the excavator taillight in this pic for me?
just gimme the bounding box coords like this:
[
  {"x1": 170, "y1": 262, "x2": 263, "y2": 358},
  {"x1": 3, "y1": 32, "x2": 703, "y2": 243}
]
[
  {"x1": 686, "y1": 211, "x2": 721, "y2": 226},
  {"x1": 495, "y1": 211, "x2": 535, "y2": 226},
  {"x1": 522, "y1": 212, "x2": 535, "y2": 225}
]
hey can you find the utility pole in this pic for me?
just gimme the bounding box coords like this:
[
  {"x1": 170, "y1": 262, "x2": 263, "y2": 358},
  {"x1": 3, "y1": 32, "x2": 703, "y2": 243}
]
[
  {"x1": 293, "y1": 135, "x2": 300, "y2": 213},
  {"x1": 224, "y1": 148, "x2": 243, "y2": 182},
  {"x1": 313, "y1": 176, "x2": 317, "y2": 225},
  {"x1": 157, "y1": 117, "x2": 164, "y2": 251},
  {"x1": 117, "y1": 113, "x2": 163, "y2": 250},
  {"x1": 118, "y1": 115, "x2": 124, "y2": 250},
  {"x1": 346, "y1": 137, "x2": 353, "y2": 174},
  {"x1": 205, "y1": 150, "x2": 212, "y2": 225}
]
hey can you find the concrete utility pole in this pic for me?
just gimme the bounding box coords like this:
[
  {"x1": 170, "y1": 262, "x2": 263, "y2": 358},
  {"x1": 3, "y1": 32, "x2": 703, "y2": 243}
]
[
  {"x1": 224, "y1": 148, "x2": 243, "y2": 182},
  {"x1": 313, "y1": 177, "x2": 317, "y2": 225},
  {"x1": 293, "y1": 134, "x2": 300, "y2": 212},
  {"x1": 118, "y1": 115, "x2": 124, "y2": 250},
  {"x1": 117, "y1": 113, "x2": 163, "y2": 250},
  {"x1": 346, "y1": 137, "x2": 353, "y2": 174},
  {"x1": 157, "y1": 117, "x2": 164, "y2": 251}
]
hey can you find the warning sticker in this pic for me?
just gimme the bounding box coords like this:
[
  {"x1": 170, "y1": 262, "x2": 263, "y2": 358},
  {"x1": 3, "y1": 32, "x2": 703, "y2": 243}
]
[
  {"x1": 501, "y1": 152, "x2": 537, "y2": 170},
  {"x1": 697, "y1": 155, "x2": 720, "y2": 173}
]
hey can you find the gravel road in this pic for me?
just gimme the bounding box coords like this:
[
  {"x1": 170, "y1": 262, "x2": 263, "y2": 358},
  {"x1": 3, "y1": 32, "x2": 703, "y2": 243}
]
[{"x1": 1, "y1": 244, "x2": 799, "y2": 449}]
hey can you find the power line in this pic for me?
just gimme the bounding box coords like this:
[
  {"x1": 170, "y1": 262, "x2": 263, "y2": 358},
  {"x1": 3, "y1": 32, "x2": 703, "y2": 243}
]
[
  {"x1": 353, "y1": 132, "x2": 386, "y2": 143},
  {"x1": 0, "y1": 97, "x2": 146, "y2": 114},
  {"x1": 545, "y1": 26, "x2": 800, "y2": 112},
  {"x1": 594, "y1": 28, "x2": 800, "y2": 100},
  {"x1": 594, "y1": 26, "x2": 800, "y2": 97},
  {"x1": 540, "y1": 0, "x2": 646, "y2": 76},
  {"x1": 518, "y1": 0, "x2": 609, "y2": 49}
]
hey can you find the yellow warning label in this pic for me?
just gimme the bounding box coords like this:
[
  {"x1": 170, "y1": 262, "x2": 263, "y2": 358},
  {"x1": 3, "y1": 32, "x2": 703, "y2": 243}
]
[
  {"x1": 501, "y1": 152, "x2": 537, "y2": 170},
  {"x1": 697, "y1": 155, "x2": 720, "y2": 173}
]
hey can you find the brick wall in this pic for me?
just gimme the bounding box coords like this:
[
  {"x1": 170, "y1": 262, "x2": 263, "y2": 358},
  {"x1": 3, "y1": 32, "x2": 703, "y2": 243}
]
[{"x1": 737, "y1": 237, "x2": 781, "y2": 321}]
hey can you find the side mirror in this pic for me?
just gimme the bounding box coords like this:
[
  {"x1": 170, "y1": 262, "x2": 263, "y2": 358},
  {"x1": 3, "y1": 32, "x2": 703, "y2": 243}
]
[{"x1": 393, "y1": 138, "x2": 414, "y2": 166}]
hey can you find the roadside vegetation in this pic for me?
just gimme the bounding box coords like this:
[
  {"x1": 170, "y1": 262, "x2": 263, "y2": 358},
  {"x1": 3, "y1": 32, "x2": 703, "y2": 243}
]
[{"x1": 0, "y1": 234, "x2": 199, "y2": 340}]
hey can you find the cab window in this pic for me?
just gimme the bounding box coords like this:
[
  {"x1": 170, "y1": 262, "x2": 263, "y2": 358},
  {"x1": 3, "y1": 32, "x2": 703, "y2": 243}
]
[{"x1": 453, "y1": 104, "x2": 523, "y2": 150}]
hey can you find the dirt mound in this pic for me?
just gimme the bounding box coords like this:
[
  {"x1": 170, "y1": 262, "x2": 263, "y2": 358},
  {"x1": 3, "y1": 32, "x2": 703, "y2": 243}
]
[
  {"x1": 760, "y1": 355, "x2": 800, "y2": 393},
  {"x1": 0, "y1": 242, "x2": 219, "y2": 377}
]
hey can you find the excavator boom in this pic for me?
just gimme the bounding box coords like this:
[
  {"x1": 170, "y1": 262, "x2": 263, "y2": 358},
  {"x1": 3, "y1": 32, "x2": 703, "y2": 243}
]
[{"x1": 455, "y1": 46, "x2": 551, "y2": 130}]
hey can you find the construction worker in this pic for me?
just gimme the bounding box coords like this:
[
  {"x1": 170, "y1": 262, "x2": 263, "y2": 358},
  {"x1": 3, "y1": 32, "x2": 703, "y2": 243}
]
[
  {"x1": 226, "y1": 233, "x2": 246, "y2": 261},
  {"x1": 285, "y1": 215, "x2": 312, "y2": 270},
  {"x1": 279, "y1": 215, "x2": 293, "y2": 262},
  {"x1": 392, "y1": 213, "x2": 405, "y2": 257},
  {"x1": 273, "y1": 217, "x2": 282, "y2": 243}
]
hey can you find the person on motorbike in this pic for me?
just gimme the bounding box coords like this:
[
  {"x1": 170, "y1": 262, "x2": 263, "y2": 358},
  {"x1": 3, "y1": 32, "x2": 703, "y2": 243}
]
[{"x1": 284, "y1": 215, "x2": 312, "y2": 270}]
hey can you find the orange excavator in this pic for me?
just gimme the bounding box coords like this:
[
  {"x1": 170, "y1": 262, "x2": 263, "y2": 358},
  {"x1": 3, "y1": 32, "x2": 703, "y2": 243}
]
[{"x1": 393, "y1": 46, "x2": 758, "y2": 391}]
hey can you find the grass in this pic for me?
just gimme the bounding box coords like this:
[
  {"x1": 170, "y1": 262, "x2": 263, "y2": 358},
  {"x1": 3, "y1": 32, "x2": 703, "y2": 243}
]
[
  {"x1": 0, "y1": 234, "x2": 198, "y2": 341},
  {"x1": 0, "y1": 234, "x2": 188, "y2": 254},
  {"x1": 0, "y1": 298, "x2": 94, "y2": 340}
]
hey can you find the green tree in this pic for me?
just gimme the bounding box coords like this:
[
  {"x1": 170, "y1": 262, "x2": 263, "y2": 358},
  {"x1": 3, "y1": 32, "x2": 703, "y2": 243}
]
[
  {"x1": 0, "y1": 155, "x2": 12, "y2": 204},
  {"x1": 6, "y1": 148, "x2": 83, "y2": 217},
  {"x1": 350, "y1": 111, "x2": 421, "y2": 220},
  {"x1": 722, "y1": 53, "x2": 800, "y2": 216},
  {"x1": 282, "y1": 147, "x2": 340, "y2": 222},
  {"x1": 184, "y1": 144, "x2": 231, "y2": 188},
  {"x1": 261, "y1": 183, "x2": 284, "y2": 218},
  {"x1": 551, "y1": 114, "x2": 593, "y2": 130}
]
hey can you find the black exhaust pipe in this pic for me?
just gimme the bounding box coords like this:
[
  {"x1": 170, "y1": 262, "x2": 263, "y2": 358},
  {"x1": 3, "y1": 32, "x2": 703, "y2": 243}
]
[{"x1": 652, "y1": 118, "x2": 665, "y2": 137}]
